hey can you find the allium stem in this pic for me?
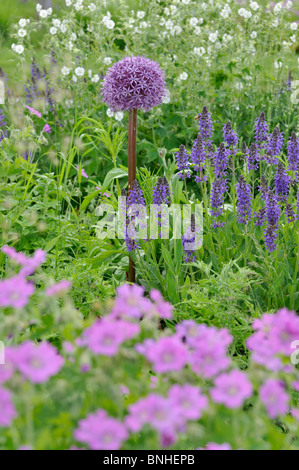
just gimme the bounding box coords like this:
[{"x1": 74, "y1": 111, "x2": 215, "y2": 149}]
[{"x1": 128, "y1": 108, "x2": 137, "y2": 283}]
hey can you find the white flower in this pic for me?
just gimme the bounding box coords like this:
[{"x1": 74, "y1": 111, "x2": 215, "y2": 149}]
[
  {"x1": 65, "y1": 0, "x2": 72, "y2": 5},
  {"x1": 36, "y1": 3, "x2": 42, "y2": 12},
  {"x1": 140, "y1": 21, "x2": 148, "y2": 28},
  {"x1": 61, "y1": 66, "x2": 71, "y2": 75},
  {"x1": 165, "y1": 20, "x2": 174, "y2": 30},
  {"x1": 106, "y1": 108, "x2": 114, "y2": 117},
  {"x1": 286, "y1": 1, "x2": 293, "y2": 9},
  {"x1": 52, "y1": 19, "x2": 61, "y2": 27},
  {"x1": 274, "y1": 60, "x2": 282, "y2": 69},
  {"x1": 72, "y1": 75, "x2": 77, "y2": 83},
  {"x1": 105, "y1": 19, "x2": 115, "y2": 29},
  {"x1": 137, "y1": 11, "x2": 145, "y2": 19},
  {"x1": 50, "y1": 27, "x2": 57, "y2": 35},
  {"x1": 194, "y1": 26, "x2": 201, "y2": 35},
  {"x1": 220, "y1": 5, "x2": 231, "y2": 19},
  {"x1": 170, "y1": 5, "x2": 177, "y2": 14},
  {"x1": 88, "y1": 3, "x2": 96, "y2": 11},
  {"x1": 164, "y1": 7, "x2": 170, "y2": 16},
  {"x1": 115, "y1": 111, "x2": 124, "y2": 121},
  {"x1": 251, "y1": 31, "x2": 257, "y2": 39},
  {"x1": 91, "y1": 74, "x2": 100, "y2": 83},
  {"x1": 75, "y1": 67, "x2": 85, "y2": 77},
  {"x1": 273, "y1": 2, "x2": 282, "y2": 14},
  {"x1": 74, "y1": 2, "x2": 83, "y2": 11},
  {"x1": 272, "y1": 18, "x2": 279, "y2": 27},
  {"x1": 182, "y1": 0, "x2": 190, "y2": 4},
  {"x1": 68, "y1": 41, "x2": 73, "y2": 50},
  {"x1": 179, "y1": 72, "x2": 188, "y2": 80},
  {"x1": 290, "y1": 34, "x2": 296, "y2": 43},
  {"x1": 87, "y1": 24, "x2": 94, "y2": 32},
  {"x1": 71, "y1": 33, "x2": 77, "y2": 41},
  {"x1": 190, "y1": 17, "x2": 198, "y2": 27},
  {"x1": 194, "y1": 46, "x2": 205, "y2": 55},
  {"x1": 18, "y1": 29, "x2": 27, "y2": 37},
  {"x1": 291, "y1": 22, "x2": 298, "y2": 31},
  {"x1": 235, "y1": 82, "x2": 244, "y2": 90},
  {"x1": 222, "y1": 33, "x2": 232, "y2": 43},
  {"x1": 250, "y1": 2, "x2": 259, "y2": 11},
  {"x1": 61, "y1": 24, "x2": 67, "y2": 33},
  {"x1": 14, "y1": 44, "x2": 24, "y2": 54},
  {"x1": 39, "y1": 10, "x2": 48, "y2": 19},
  {"x1": 47, "y1": 8, "x2": 52, "y2": 15},
  {"x1": 104, "y1": 57, "x2": 112, "y2": 65},
  {"x1": 198, "y1": 18, "x2": 203, "y2": 24},
  {"x1": 19, "y1": 19, "x2": 27, "y2": 27},
  {"x1": 173, "y1": 25, "x2": 182, "y2": 35},
  {"x1": 162, "y1": 89, "x2": 170, "y2": 104},
  {"x1": 88, "y1": 69, "x2": 92, "y2": 78},
  {"x1": 209, "y1": 31, "x2": 218, "y2": 42},
  {"x1": 201, "y1": 2, "x2": 207, "y2": 9},
  {"x1": 26, "y1": 19, "x2": 30, "y2": 24}
]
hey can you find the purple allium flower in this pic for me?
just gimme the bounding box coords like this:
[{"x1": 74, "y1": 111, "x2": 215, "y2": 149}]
[
  {"x1": 135, "y1": 335, "x2": 189, "y2": 373},
  {"x1": 266, "y1": 127, "x2": 283, "y2": 164},
  {"x1": 274, "y1": 161, "x2": 290, "y2": 201},
  {"x1": 210, "y1": 370, "x2": 253, "y2": 409},
  {"x1": 259, "y1": 379, "x2": 289, "y2": 419},
  {"x1": 191, "y1": 133, "x2": 207, "y2": 182},
  {"x1": 15, "y1": 341, "x2": 64, "y2": 383},
  {"x1": 82, "y1": 317, "x2": 140, "y2": 356},
  {"x1": 101, "y1": 56, "x2": 166, "y2": 111},
  {"x1": 46, "y1": 280, "x2": 72, "y2": 296},
  {"x1": 213, "y1": 143, "x2": 229, "y2": 178},
  {"x1": 255, "y1": 207, "x2": 267, "y2": 226},
  {"x1": 287, "y1": 132, "x2": 299, "y2": 173},
  {"x1": 210, "y1": 178, "x2": 226, "y2": 228},
  {"x1": 254, "y1": 112, "x2": 269, "y2": 149},
  {"x1": 168, "y1": 384, "x2": 208, "y2": 421},
  {"x1": 0, "y1": 387, "x2": 17, "y2": 426},
  {"x1": 247, "y1": 143, "x2": 259, "y2": 171},
  {"x1": 285, "y1": 203, "x2": 295, "y2": 223},
  {"x1": 0, "y1": 275, "x2": 35, "y2": 309},
  {"x1": 236, "y1": 175, "x2": 252, "y2": 225},
  {"x1": 74, "y1": 409, "x2": 128, "y2": 450},
  {"x1": 196, "y1": 106, "x2": 213, "y2": 150},
  {"x1": 223, "y1": 121, "x2": 238, "y2": 150},
  {"x1": 176, "y1": 144, "x2": 191, "y2": 180},
  {"x1": 264, "y1": 190, "x2": 280, "y2": 251}
]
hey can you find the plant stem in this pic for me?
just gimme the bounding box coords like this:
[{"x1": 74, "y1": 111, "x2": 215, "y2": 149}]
[{"x1": 128, "y1": 108, "x2": 137, "y2": 283}]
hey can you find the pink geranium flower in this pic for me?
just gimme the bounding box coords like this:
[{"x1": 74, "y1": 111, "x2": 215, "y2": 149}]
[
  {"x1": 259, "y1": 379, "x2": 289, "y2": 419},
  {"x1": 0, "y1": 387, "x2": 17, "y2": 426},
  {"x1": 82, "y1": 318, "x2": 140, "y2": 356},
  {"x1": 210, "y1": 370, "x2": 253, "y2": 409},
  {"x1": 135, "y1": 335, "x2": 189, "y2": 373},
  {"x1": 1, "y1": 245, "x2": 46, "y2": 276},
  {"x1": 46, "y1": 280, "x2": 72, "y2": 296},
  {"x1": 74, "y1": 409, "x2": 128, "y2": 450},
  {"x1": 111, "y1": 284, "x2": 152, "y2": 320},
  {"x1": 0, "y1": 347, "x2": 16, "y2": 383},
  {"x1": 14, "y1": 341, "x2": 64, "y2": 383},
  {"x1": 0, "y1": 275, "x2": 35, "y2": 309},
  {"x1": 168, "y1": 384, "x2": 208, "y2": 421},
  {"x1": 25, "y1": 105, "x2": 42, "y2": 118},
  {"x1": 76, "y1": 166, "x2": 88, "y2": 178},
  {"x1": 43, "y1": 124, "x2": 51, "y2": 133}
]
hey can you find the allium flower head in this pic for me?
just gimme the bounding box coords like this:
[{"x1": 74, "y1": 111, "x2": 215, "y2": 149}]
[{"x1": 101, "y1": 56, "x2": 167, "y2": 111}]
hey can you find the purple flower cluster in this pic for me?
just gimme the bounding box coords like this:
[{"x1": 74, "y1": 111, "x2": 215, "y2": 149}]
[
  {"x1": 247, "y1": 143, "x2": 259, "y2": 171},
  {"x1": 223, "y1": 121, "x2": 238, "y2": 151},
  {"x1": 287, "y1": 132, "x2": 299, "y2": 174},
  {"x1": 125, "y1": 180, "x2": 147, "y2": 251},
  {"x1": 152, "y1": 176, "x2": 171, "y2": 237},
  {"x1": 265, "y1": 127, "x2": 283, "y2": 164},
  {"x1": 101, "y1": 56, "x2": 167, "y2": 111},
  {"x1": 264, "y1": 190, "x2": 280, "y2": 251},
  {"x1": 236, "y1": 175, "x2": 252, "y2": 225},
  {"x1": 213, "y1": 142, "x2": 229, "y2": 179},
  {"x1": 210, "y1": 178, "x2": 226, "y2": 228},
  {"x1": 175, "y1": 144, "x2": 191, "y2": 180},
  {"x1": 191, "y1": 133, "x2": 207, "y2": 182},
  {"x1": 0, "y1": 107, "x2": 7, "y2": 142},
  {"x1": 274, "y1": 161, "x2": 290, "y2": 201},
  {"x1": 254, "y1": 112, "x2": 269, "y2": 149}
]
